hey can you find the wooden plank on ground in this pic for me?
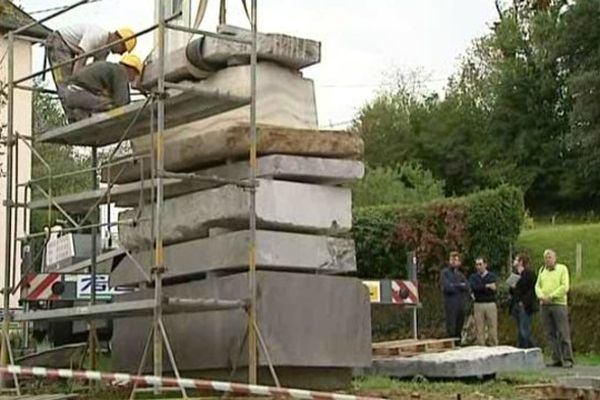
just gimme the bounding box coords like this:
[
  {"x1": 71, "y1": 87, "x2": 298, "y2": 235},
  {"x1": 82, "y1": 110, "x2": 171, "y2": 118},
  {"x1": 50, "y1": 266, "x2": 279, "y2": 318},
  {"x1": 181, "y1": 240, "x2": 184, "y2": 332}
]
[
  {"x1": 372, "y1": 338, "x2": 457, "y2": 357},
  {"x1": 0, "y1": 395, "x2": 78, "y2": 400},
  {"x1": 517, "y1": 384, "x2": 600, "y2": 400}
]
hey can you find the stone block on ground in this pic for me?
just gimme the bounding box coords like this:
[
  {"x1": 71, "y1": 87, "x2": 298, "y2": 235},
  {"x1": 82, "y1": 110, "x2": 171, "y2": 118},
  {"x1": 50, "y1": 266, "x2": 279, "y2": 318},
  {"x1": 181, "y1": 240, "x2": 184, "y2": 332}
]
[
  {"x1": 112, "y1": 272, "x2": 372, "y2": 379},
  {"x1": 356, "y1": 346, "x2": 543, "y2": 379},
  {"x1": 118, "y1": 179, "x2": 351, "y2": 250},
  {"x1": 111, "y1": 230, "x2": 356, "y2": 286}
]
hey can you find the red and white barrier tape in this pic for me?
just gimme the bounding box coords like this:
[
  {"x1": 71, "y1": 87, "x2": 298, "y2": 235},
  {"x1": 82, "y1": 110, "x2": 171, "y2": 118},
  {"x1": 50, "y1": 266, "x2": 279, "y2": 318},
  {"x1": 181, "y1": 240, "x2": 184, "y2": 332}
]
[{"x1": 0, "y1": 365, "x2": 385, "y2": 400}]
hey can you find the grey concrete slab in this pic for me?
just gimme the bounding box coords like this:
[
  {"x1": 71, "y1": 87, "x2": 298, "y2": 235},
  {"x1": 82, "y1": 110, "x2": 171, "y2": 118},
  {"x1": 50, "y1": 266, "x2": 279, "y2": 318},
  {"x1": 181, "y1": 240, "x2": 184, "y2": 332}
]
[
  {"x1": 356, "y1": 346, "x2": 543, "y2": 378},
  {"x1": 34, "y1": 156, "x2": 364, "y2": 211},
  {"x1": 133, "y1": 62, "x2": 320, "y2": 159},
  {"x1": 141, "y1": 26, "x2": 320, "y2": 89},
  {"x1": 110, "y1": 230, "x2": 356, "y2": 286},
  {"x1": 105, "y1": 125, "x2": 363, "y2": 184},
  {"x1": 202, "y1": 25, "x2": 321, "y2": 69},
  {"x1": 141, "y1": 45, "x2": 212, "y2": 90},
  {"x1": 112, "y1": 272, "x2": 372, "y2": 372},
  {"x1": 118, "y1": 179, "x2": 352, "y2": 250},
  {"x1": 37, "y1": 87, "x2": 249, "y2": 146}
]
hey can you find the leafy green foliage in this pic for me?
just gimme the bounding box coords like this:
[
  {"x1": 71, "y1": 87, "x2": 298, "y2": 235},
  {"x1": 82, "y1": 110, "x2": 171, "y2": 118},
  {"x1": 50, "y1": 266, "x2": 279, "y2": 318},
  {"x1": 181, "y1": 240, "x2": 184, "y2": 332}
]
[
  {"x1": 354, "y1": 0, "x2": 600, "y2": 213},
  {"x1": 517, "y1": 222, "x2": 600, "y2": 282},
  {"x1": 30, "y1": 92, "x2": 91, "y2": 234},
  {"x1": 352, "y1": 163, "x2": 445, "y2": 208},
  {"x1": 353, "y1": 185, "x2": 524, "y2": 280}
]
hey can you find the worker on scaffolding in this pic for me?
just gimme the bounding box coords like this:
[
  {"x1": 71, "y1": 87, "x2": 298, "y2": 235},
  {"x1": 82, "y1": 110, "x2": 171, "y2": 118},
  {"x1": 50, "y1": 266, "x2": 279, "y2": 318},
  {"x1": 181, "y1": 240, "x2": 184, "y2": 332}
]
[
  {"x1": 59, "y1": 54, "x2": 144, "y2": 122},
  {"x1": 45, "y1": 24, "x2": 137, "y2": 90}
]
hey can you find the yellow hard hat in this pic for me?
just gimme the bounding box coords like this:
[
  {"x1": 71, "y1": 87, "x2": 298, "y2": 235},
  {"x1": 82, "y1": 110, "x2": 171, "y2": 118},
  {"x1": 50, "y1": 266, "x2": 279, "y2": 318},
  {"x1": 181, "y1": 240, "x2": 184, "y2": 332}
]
[
  {"x1": 120, "y1": 54, "x2": 143, "y2": 75},
  {"x1": 117, "y1": 27, "x2": 137, "y2": 53}
]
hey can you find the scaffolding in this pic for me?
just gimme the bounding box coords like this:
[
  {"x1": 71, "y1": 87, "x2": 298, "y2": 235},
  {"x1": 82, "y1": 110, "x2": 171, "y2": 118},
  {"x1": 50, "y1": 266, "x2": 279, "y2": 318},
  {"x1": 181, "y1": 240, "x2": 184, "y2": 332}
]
[{"x1": 1, "y1": 0, "x2": 263, "y2": 395}]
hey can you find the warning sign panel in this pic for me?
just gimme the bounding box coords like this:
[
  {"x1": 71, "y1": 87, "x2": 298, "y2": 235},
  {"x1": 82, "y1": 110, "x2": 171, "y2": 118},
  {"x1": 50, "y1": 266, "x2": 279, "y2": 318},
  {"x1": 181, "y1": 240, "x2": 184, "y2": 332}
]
[{"x1": 362, "y1": 281, "x2": 381, "y2": 303}]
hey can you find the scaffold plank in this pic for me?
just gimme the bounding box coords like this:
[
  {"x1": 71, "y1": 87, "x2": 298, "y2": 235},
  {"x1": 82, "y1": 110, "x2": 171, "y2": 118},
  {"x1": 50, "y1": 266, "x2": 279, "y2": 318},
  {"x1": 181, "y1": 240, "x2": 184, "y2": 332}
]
[
  {"x1": 11, "y1": 297, "x2": 246, "y2": 322},
  {"x1": 37, "y1": 89, "x2": 249, "y2": 146}
]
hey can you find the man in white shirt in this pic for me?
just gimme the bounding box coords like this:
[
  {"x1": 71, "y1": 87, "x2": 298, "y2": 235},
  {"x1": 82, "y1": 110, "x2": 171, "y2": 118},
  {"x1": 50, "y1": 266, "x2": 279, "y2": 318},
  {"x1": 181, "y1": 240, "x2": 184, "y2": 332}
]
[{"x1": 46, "y1": 24, "x2": 137, "y2": 88}]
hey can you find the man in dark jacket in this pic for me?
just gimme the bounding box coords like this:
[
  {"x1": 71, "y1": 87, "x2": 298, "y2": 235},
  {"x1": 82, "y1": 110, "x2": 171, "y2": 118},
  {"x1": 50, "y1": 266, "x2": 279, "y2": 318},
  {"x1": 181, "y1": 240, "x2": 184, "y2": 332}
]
[
  {"x1": 59, "y1": 54, "x2": 143, "y2": 122},
  {"x1": 441, "y1": 251, "x2": 469, "y2": 339},
  {"x1": 469, "y1": 256, "x2": 498, "y2": 346},
  {"x1": 510, "y1": 253, "x2": 538, "y2": 348}
]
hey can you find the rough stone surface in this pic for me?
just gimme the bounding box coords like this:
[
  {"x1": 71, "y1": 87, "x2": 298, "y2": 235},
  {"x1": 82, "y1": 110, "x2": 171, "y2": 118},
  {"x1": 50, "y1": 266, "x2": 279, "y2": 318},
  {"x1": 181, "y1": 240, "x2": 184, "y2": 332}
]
[
  {"x1": 356, "y1": 346, "x2": 543, "y2": 378},
  {"x1": 106, "y1": 126, "x2": 363, "y2": 184},
  {"x1": 141, "y1": 25, "x2": 320, "y2": 89},
  {"x1": 104, "y1": 154, "x2": 363, "y2": 190},
  {"x1": 112, "y1": 272, "x2": 372, "y2": 373},
  {"x1": 141, "y1": 45, "x2": 211, "y2": 90},
  {"x1": 202, "y1": 25, "x2": 321, "y2": 69},
  {"x1": 31, "y1": 156, "x2": 363, "y2": 212},
  {"x1": 118, "y1": 180, "x2": 352, "y2": 250},
  {"x1": 111, "y1": 230, "x2": 357, "y2": 286},
  {"x1": 132, "y1": 62, "x2": 319, "y2": 154}
]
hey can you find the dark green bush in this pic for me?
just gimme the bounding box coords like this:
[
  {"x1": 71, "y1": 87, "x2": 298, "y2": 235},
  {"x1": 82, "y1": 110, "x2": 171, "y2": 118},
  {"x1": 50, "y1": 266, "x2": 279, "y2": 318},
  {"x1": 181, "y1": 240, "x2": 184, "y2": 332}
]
[{"x1": 353, "y1": 185, "x2": 525, "y2": 280}]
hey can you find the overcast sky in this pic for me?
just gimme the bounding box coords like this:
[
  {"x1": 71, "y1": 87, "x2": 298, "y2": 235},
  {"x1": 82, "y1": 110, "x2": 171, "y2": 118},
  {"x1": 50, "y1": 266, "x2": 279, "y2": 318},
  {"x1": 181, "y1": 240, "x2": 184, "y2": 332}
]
[{"x1": 16, "y1": 0, "x2": 498, "y2": 128}]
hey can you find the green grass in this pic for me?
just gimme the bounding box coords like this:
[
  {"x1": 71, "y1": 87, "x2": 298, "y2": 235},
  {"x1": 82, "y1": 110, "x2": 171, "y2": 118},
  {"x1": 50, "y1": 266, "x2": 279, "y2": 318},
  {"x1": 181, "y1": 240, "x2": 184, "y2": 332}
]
[
  {"x1": 517, "y1": 223, "x2": 600, "y2": 283},
  {"x1": 352, "y1": 372, "x2": 552, "y2": 399},
  {"x1": 576, "y1": 352, "x2": 600, "y2": 366}
]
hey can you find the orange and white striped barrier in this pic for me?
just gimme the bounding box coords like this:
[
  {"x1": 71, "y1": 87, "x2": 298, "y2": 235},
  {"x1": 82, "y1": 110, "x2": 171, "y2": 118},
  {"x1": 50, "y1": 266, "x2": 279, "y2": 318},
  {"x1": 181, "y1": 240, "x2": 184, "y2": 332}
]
[{"x1": 0, "y1": 365, "x2": 386, "y2": 400}]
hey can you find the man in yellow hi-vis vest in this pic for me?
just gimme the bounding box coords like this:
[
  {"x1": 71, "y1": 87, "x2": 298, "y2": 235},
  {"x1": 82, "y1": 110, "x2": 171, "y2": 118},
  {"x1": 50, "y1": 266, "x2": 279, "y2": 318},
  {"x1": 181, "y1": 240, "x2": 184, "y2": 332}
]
[{"x1": 535, "y1": 249, "x2": 574, "y2": 368}]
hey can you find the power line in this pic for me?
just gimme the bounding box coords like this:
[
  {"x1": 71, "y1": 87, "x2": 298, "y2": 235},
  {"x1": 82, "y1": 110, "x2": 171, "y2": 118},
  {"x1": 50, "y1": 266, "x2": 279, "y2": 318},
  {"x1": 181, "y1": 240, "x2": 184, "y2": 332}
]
[
  {"x1": 23, "y1": 0, "x2": 106, "y2": 15},
  {"x1": 28, "y1": 5, "x2": 70, "y2": 15},
  {"x1": 317, "y1": 77, "x2": 448, "y2": 89}
]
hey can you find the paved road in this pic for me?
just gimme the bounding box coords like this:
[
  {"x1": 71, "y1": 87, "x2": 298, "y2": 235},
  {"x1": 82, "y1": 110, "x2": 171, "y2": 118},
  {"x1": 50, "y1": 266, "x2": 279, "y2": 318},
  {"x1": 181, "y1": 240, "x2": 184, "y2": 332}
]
[{"x1": 544, "y1": 364, "x2": 600, "y2": 378}]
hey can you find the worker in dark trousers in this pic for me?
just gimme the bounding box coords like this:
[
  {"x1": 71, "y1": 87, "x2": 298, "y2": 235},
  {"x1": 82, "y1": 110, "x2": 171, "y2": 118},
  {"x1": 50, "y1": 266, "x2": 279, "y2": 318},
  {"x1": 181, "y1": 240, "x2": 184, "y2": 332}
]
[
  {"x1": 510, "y1": 252, "x2": 538, "y2": 348},
  {"x1": 536, "y1": 249, "x2": 574, "y2": 368},
  {"x1": 440, "y1": 251, "x2": 469, "y2": 341},
  {"x1": 60, "y1": 54, "x2": 143, "y2": 122},
  {"x1": 46, "y1": 25, "x2": 137, "y2": 88},
  {"x1": 469, "y1": 256, "x2": 498, "y2": 346}
]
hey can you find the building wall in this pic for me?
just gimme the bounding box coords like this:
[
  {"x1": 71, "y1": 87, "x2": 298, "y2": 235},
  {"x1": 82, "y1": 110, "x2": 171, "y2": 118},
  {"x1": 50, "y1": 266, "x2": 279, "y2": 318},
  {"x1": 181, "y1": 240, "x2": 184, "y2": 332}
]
[{"x1": 0, "y1": 37, "x2": 33, "y2": 309}]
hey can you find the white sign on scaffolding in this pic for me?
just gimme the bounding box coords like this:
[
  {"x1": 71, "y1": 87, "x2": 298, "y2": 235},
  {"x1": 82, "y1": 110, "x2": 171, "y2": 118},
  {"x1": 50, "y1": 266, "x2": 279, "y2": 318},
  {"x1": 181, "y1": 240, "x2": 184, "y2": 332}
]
[{"x1": 45, "y1": 234, "x2": 75, "y2": 267}]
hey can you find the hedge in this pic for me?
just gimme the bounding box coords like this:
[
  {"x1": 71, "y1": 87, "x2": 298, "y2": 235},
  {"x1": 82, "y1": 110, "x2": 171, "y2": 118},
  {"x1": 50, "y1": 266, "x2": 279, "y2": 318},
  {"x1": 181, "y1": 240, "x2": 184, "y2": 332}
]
[{"x1": 352, "y1": 185, "x2": 525, "y2": 280}]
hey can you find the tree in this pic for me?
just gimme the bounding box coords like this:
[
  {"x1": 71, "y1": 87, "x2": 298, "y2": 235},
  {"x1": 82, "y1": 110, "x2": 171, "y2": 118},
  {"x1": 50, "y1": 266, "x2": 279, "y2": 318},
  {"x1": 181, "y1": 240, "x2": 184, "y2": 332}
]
[
  {"x1": 354, "y1": 69, "x2": 490, "y2": 197},
  {"x1": 352, "y1": 162, "x2": 445, "y2": 208},
  {"x1": 555, "y1": 0, "x2": 600, "y2": 206},
  {"x1": 30, "y1": 92, "x2": 91, "y2": 234},
  {"x1": 354, "y1": 0, "x2": 589, "y2": 213}
]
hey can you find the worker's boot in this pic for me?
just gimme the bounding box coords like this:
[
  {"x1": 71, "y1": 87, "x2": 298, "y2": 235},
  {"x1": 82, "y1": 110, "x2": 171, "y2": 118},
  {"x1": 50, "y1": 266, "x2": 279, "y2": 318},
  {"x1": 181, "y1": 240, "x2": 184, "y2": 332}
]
[{"x1": 65, "y1": 108, "x2": 91, "y2": 123}]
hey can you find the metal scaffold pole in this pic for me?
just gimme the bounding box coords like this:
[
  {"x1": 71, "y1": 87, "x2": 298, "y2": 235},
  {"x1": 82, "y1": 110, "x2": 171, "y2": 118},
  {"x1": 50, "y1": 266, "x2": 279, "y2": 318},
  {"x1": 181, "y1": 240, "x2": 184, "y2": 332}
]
[
  {"x1": 248, "y1": 0, "x2": 259, "y2": 385},
  {"x1": 1, "y1": 32, "x2": 15, "y2": 375},
  {"x1": 89, "y1": 147, "x2": 98, "y2": 373},
  {"x1": 154, "y1": 0, "x2": 167, "y2": 390},
  {"x1": 1, "y1": 1, "x2": 276, "y2": 396}
]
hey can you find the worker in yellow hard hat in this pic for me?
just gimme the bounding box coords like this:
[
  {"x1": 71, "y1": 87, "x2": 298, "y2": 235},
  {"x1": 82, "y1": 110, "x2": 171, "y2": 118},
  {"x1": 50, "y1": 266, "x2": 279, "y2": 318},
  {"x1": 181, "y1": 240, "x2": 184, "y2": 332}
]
[
  {"x1": 46, "y1": 24, "x2": 138, "y2": 93},
  {"x1": 59, "y1": 54, "x2": 144, "y2": 123}
]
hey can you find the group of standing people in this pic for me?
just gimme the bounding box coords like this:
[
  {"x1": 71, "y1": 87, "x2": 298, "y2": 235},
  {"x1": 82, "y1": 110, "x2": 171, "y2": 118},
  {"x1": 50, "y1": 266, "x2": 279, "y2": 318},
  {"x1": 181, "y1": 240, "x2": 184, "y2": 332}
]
[
  {"x1": 440, "y1": 249, "x2": 574, "y2": 368},
  {"x1": 441, "y1": 252, "x2": 499, "y2": 346}
]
